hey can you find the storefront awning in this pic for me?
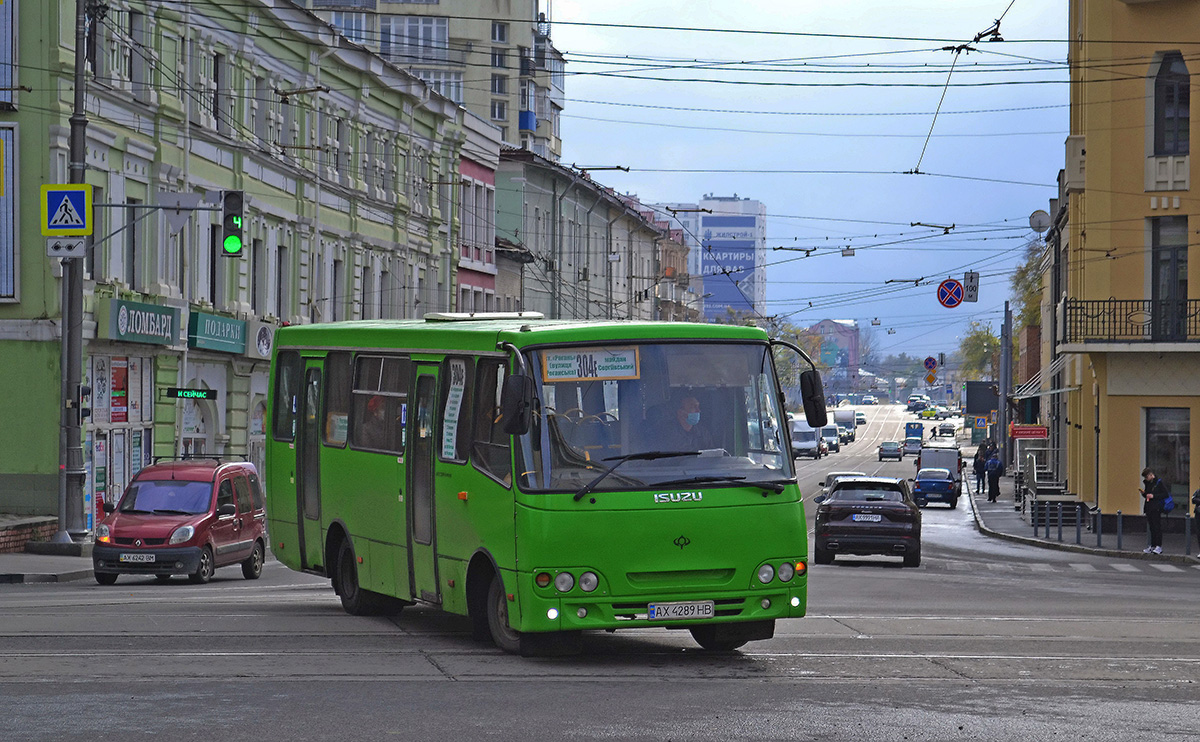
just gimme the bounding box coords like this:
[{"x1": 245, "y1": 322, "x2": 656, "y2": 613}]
[{"x1": 1012, "y1": 355, "x2": 1069, "y2": 400}]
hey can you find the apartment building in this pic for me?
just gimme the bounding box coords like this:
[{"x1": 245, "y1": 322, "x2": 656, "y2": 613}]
[{"x1": 309, "y1": 0, "x2": 565, "y2": 160}]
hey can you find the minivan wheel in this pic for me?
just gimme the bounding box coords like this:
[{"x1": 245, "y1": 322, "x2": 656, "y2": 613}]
[
  {"x1": 241, "y1": 541, "x2": 264, "y2": 580},
  {"x1": 95, "y1": 573, "x2": 118, "y2": 586},
  {"x1": 189, "y1": 546, "x2": 214, "y2": 584}
]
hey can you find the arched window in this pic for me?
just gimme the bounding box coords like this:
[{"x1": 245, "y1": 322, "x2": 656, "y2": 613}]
[{"x1": 1155, "y1": 53, "x2": 1190, "y2": 156}]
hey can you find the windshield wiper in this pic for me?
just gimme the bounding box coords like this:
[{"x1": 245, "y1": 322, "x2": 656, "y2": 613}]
[
  {"x1": 152, "y1": 509, "x2": 195, "y2": 515},
  {"x1": 651, "y1": 475, "x2": 748, "y2": 488},
  {"x1": 573, "y1": 450, "x2": 701, "y2": 501},
  {"x1": 119, "y1": 508, "x2": 151, "y2": 514}
]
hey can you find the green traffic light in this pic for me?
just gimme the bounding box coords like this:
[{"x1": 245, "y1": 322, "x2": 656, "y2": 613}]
[{"x1": 223, "y1": 235, "x2": 243, "y2": 254}]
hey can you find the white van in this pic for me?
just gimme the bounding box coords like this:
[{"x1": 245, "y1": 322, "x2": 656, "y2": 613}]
[
  {"x1": 914, "y1": 444, "x2": 963, "y2": 493},
  {"x1": 790, "y1": 421, "x2": 824, "y2": 459}
]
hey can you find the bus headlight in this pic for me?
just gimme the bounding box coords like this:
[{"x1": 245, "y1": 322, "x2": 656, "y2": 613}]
[
  {"x1": 777, "y1": 562, "x2": 795, "y2": 582},
  {"x1": 578, "y1": 571, "x2": 598, "y2": 592},
  {"x1": 757, "y1": 564, "x2": 774, "y2": 584},
  {"x1": 554, "y1": 572, "x2": 575, "y2": 592}
]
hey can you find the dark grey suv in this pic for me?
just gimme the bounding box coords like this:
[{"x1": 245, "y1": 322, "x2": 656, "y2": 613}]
[{"x1": 811, "y1": 476, "x2": 922, "y2": 567}]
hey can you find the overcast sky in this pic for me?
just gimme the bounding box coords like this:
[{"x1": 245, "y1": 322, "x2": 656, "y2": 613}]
[{"x1": 550, "y1": 0, "x2": 1068, "y2": 361}]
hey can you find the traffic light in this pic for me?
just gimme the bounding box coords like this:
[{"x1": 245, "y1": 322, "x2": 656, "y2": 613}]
[
  {"x1": 221, "y1": 190, "x2": 244, "y2": 256},
  {"x1": 76, "y1": 384, "x2": 92, "y2": 426}
]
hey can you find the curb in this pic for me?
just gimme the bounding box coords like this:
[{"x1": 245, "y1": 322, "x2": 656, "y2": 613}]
[
  {"x1": 967, "y1": 487, "x2": 1198, "y2": 566},
  {"x1": 0, "y1": 569, "x2": 94, "y2": 584}
]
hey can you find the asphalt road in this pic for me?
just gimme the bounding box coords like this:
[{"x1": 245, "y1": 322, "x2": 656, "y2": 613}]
[{"x1": 3, "y1": 405, "x2": 1199, "y2": 741}]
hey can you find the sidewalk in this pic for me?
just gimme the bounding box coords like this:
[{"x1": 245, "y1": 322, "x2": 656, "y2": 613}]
[
  {"x1": 966, "y1": 470, "x2": 1199, "y2": 565},
  {"x1": 0, "y1": 552, "x2": 94, "y2": 584}
]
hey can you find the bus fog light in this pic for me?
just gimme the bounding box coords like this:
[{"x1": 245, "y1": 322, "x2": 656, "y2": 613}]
[
  {"x1": 577, "y1": 608, "x2": 588, "y2": 619},
  {"x1": 757, "y1": 564, "x2": 774, "y2": 583},
  {"x1": 547, "y1": 608, "x2": 559, "y2": 620},
  {"x1": 761, "y1": 598, "x2": 771, "y2": 610},
  {"x1": 579, "y1": 571, "x2": 598, "y2": 592},
  {"x1": 777, "y1": 562, "x2": 795, "y2": 582},
  {"x1": 791, "y1": 596, "x2": 801, "y2": 607},
  {"x1": 554, "y1": 572, "x2": 575, "y2": 592}
]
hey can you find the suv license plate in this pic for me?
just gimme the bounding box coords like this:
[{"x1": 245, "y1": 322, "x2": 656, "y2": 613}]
[
  {"x1": 852, "y1": 513, "x2": 883, "y2": 522},
  {"x1": 119, "y1": 553, "x2": 156, "y2": 563},
  {"x1": 648, "y1": 600, "x2": 715, "y2": 621}
]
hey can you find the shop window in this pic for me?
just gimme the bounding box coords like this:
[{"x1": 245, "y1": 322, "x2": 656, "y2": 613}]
[{"x1": 1146, "y1": 407, "x2": 1189, "y2": 496}]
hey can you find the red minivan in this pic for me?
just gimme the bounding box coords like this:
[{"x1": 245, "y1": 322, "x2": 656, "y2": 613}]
[{"x1": 92, "y1": 459, "x2": 267, "y2": 585}]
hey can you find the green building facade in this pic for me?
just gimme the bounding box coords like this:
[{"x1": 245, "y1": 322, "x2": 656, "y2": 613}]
[{"x1": 0, "y1": 0, "x2": 467, "y2": 526}]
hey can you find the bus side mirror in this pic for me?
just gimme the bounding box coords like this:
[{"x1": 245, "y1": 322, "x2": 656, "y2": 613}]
[
  {"x1": 500, "y1": 375, "x2": 535, "y2": 435},
  {"x1": 800, "y1": 369, "x2": 828, "y2": 429}
]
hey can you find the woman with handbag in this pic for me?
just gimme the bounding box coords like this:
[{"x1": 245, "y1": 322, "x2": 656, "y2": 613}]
[{"x1": 1140, "y1": 467, "x2": 1169, "y2": 554}]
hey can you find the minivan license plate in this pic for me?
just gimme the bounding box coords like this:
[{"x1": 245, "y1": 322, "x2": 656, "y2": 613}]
[
  {"x1": 119, "y1": 553, "x2": 155, "y2": 563},
  {"x1": 852, "y1": 513, "x2": 882, "y2": 522},
  {"x1": 647, "y1": 600, "x2": 714, "y2": 620}
]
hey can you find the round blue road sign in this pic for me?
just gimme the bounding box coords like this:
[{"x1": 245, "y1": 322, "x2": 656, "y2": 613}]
[
  {"x1": 924, "y1": 356, "x2": 937, "y2": 371},
  {"x1": 937, "y1": 279, "x2": 964, "y2": 308}
]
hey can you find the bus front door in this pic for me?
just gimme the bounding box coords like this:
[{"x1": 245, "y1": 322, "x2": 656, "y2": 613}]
[
  {"x1": 295, "y1": 362, "x2": 324, "y2": 571},
  {"x1": 406, "y1": 367, "x2": 440, "y2": 603}
]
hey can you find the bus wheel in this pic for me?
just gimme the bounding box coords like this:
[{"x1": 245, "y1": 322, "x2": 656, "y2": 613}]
[
  {"x1": 486, "y1": 577, "x2": 522, "y2": 654},
  {"x1": 336, "y1": 540, "x2": 383, "y2": 616}
]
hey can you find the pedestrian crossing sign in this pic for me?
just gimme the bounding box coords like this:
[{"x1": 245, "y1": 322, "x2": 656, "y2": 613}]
[{"x1": 40, "y1": 184, "x2": 93, "y2": 236}]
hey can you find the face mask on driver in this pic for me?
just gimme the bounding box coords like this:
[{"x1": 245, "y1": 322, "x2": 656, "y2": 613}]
[{"x1": 686, "y1": 412, "x2": 701, "y2": 426}]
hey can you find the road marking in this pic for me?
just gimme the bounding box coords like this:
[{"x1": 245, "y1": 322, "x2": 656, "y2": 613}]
[
  {"x1": 945, "y1": 562, "x2": 971, "y2": 571},
  {"x1": 1111, "y1": 564, "x2": 1139, "y2": 572},
  {"x1": 1028, "y1": 563, "x2": 1056, "y2": 572},
  {"x1": 986, "y1": 563, "x2": 1014, "y2": 572},
  {"x1": 1069, "y1": 563, "x2": 1097, "y2": 572},
  {"x1": 1149, "y1": 563, "x2": 1184, "y2": 573}
]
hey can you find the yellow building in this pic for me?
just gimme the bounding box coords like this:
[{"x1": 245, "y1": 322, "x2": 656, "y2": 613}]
[{"x1": 1039, "y1": 0, "x2": 1198, "y2": 517}]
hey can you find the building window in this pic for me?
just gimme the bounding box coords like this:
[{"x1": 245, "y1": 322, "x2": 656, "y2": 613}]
[
  {"x1": 1155, "y1": 53, "x2": 1190, "y2": 156},
  {"x1": 491, "y1": 74, "x2": 507, "y2": 95},
  {"x1": 276, "y1": 243, "x2": 290, "y2": 320},
  {"x1": 252, "y1": 238, "x2": 266, "y2": 315},
  {"x1": 380, "y1": 16, "x2": 448, "y2": 64},
  {"x1": 491, "y1": 47, "x2": 507, "y2": 68},
  {"x1": 411, "y1": 69, "x2": 463, "y2": 103},
  {"x1": 492, "y1": 22, "x2": 508, "y2": 43},
  {"x1": 1146, "y1": 408, "x2": 1189, "y2": 497},
  {"x1": 330, "y1": 11, "x2": 370, "y2": 46},
  {"x1": 490, "y1": 99, "x2": 507, "y2": 121},
  {"x1": 1151, "y1": 216, "x2": 1188, "y2": 340}
]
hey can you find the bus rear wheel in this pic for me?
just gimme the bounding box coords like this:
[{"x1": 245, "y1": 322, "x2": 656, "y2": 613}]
[
  {"x1": 486, "y1": 576, "x2": 522, "y2": 654},
  {"x1": 335, "y1": 540, "x2": 403, "y2": 616}
]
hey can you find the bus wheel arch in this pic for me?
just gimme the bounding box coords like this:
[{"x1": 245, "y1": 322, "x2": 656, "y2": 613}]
[{"x1": 466, "y1": 550, "x2": 501, "y2": 643}]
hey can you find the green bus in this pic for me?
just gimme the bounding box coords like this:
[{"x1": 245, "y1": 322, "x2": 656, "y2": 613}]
[{"x1": 266, "y1": 313, "x2": 827, "y2": 654}]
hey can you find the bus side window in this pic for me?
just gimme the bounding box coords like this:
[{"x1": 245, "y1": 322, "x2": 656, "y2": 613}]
[
  {"x1": 472, "y1": 359, "x2": 511, "y2": 484},
  {"x1": 272, "y1": 351, "x2": 301, "y2": 442},
  {"x1": 350, "y1": 355, "x2": 408, "y2": 453},
  {"x1": 438, "y1": 356, "x2": 474, "y2": 463},
  {"x1": 323, "y1": 352, "x2": 351, "y2": 447}
]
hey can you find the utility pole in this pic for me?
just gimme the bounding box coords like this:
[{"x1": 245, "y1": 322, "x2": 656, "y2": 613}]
[
  {"x1": 54, "y1": 0, "x2": 90, "y2": 542},
  {"x1": 998, "y1": 302, "x2": 1013, "y2": 469}
]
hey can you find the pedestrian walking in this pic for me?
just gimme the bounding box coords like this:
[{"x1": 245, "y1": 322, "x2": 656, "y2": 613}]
[
  {"x1": 972, "y1": 452, "x2": 986, "y2": 496},
  {"x1": 1193, "y1": 489, "x2": 1200, "y2": 556},
  {"x1": 1140, "y1": 467, "x2": 1169, "y2": 554},
  {"x1": 985, "y1": 452, "x2": 1002, "y2": 502}
]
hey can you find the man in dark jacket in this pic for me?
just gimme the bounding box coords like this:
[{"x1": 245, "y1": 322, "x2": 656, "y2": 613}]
[
  {"x1": 985, "y1": 453, "x2": 1002, "y2": 502},
  {"x1": 1140, "y1": 467, "x2": 1169, "y2": 554},
  {"x1": 972, "y1": 452, "x2": 986, "y2": 496}
]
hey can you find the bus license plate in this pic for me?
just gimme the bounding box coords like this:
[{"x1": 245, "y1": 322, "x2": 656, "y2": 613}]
[
  {"x1": 647, "y1": 600, "x2": 714, "y2": 621},
  {"x1": 852, "y1": 513, "x2": 882, "y2": 522},
  {"x1": 119, "y1": 553, "x2": 156, "y2": 563}
]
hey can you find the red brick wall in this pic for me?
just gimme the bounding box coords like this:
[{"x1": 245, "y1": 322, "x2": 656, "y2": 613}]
[
  {"x1": 1017, "y1": 325, "x2": 1042, "y2": 385},
  {"x1": 0, "y1": 521, "x2": 58, "y2": 553}
]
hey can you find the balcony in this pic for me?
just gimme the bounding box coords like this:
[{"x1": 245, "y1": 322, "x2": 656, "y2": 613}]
[{"x1": 1061, "y1": 298, "x2": 1200, "y2": 345}]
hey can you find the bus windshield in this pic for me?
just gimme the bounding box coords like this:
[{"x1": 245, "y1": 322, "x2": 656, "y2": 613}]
[{"x1": 517, "y1": 341, "x2": 793, "y2": 492}]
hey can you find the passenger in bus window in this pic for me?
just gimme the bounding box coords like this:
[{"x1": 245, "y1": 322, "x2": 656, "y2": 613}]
[
  {"x1": 659, "y1": 394, "x2": 715, "y2": 451},
  {"x1": 360, "y1": 395, "x2": 390, "y2": 450}
]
